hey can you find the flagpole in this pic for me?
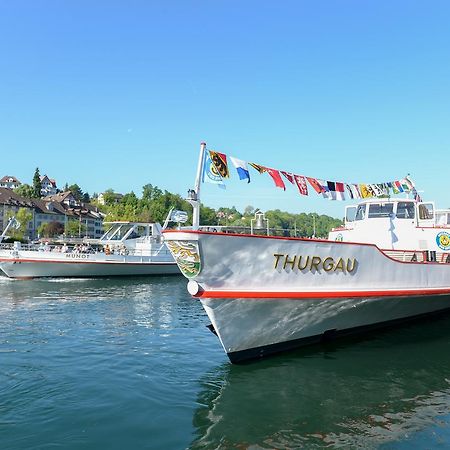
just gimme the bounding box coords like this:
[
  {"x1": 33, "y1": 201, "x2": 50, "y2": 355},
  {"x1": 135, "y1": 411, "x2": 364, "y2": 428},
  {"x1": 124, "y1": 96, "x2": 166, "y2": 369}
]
[{"x1": 188, "y1": 142, "x2": 206, "y2": 230}]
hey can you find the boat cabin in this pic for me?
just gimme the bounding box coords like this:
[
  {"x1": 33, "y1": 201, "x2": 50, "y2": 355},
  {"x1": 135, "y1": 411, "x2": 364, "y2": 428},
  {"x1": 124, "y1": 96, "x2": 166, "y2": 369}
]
[
  {"x1": 100, "y1": 222, "x2": 164, "y2": 252},
  {"x1": 328, "y1": 199, "x2": 450, "y2": 252}
]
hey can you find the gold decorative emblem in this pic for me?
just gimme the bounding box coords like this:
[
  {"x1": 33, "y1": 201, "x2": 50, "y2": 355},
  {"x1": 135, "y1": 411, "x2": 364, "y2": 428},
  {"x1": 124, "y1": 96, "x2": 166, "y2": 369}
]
[{"x1": 166, "y1": 240, "x2": 201, "y2": 278}]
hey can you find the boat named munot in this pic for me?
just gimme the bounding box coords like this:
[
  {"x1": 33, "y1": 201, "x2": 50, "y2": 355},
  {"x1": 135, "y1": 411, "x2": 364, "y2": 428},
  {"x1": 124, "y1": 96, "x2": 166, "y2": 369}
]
[
  {"x1": 0, "y1": 218, "x2": 182, "y2": 278},
  {"x1": 163, "y1": 143, "x2": 450, "y2": 363}
]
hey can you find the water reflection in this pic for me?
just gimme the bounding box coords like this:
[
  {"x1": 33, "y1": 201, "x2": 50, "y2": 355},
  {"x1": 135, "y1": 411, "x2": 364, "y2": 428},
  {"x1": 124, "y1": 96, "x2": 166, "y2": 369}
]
[{"x1": 191, "y1": 317, "x2": 450, "y2": 449}]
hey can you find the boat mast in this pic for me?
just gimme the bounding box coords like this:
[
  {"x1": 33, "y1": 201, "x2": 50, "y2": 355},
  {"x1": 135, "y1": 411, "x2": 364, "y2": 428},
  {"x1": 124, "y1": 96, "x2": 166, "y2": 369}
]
[{"x1": 187, "y1": 142, "x2": 206, "y2": 230}]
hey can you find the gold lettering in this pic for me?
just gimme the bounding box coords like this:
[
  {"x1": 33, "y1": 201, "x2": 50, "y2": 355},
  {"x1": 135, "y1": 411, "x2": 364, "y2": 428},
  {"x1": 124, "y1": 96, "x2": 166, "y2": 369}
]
[
  {"x1": 346, "y1": 258, "x2": 357, "y2": 272},
  {"x1": 310, "y1": 256, "x2": 322, "y2": 271},
  {"x1": 273, "y1": 253, "x2": 284, "y2": 269},
  {"x1": 297, "y1": 255, "x2": 310, "y2": 270},
  {"x1": 322, "y1": 257, "x2": 334, "y2": 272},
  {"x1": 283, "y1": 254, "x2": 297, "y2": 269},
  {"x1": 334, "y1": 257, "x2": 345, "y2": 272}
]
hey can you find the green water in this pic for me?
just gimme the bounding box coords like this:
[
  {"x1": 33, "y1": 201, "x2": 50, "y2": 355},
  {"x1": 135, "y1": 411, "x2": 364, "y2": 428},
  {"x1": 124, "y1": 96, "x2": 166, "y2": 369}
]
[{"x1": 1, "y1": 275, "x2": 450, "y2": 449}]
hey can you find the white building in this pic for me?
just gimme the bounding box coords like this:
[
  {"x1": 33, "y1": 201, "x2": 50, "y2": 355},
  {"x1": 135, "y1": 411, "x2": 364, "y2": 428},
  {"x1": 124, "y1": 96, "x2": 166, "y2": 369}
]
[
  {"x1": 40, "y1": 175, "x2": 58, "y2": 196},
  {"x1": 0, "y1": 176, "x2": 21, "y2": 190}
]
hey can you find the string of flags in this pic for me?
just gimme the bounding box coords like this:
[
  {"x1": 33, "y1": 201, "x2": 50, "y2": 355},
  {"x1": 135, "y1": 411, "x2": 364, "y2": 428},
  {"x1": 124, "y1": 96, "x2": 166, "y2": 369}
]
[{"x1": 202, "y1": 149, "x2": 422, "y2": 202}]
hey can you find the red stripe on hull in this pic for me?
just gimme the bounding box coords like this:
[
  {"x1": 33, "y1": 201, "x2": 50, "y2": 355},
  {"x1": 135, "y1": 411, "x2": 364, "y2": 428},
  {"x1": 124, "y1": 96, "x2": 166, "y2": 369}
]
[{"x1": 195, "y1": 288, "x2": 450, "y2": 299}]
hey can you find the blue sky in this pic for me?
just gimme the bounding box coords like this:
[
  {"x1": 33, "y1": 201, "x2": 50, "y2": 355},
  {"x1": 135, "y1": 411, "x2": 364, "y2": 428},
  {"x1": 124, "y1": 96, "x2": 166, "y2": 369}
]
[{"x1": 1, "y1": 0, "x2": 450, "y2": 218}]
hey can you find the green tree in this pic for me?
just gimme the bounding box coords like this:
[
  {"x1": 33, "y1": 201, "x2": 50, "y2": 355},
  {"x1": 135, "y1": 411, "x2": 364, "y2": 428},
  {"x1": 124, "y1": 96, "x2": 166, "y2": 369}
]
[
  {"x1": 32, "y1": 168, "x2": 42, "y2": 198},
  {"x1": 142, "y1": 184, "x2": 163, "y2": 202},
  {"x1": 14, "y1": 184, "x2": 35, "y2": 198},
  {"x1": 68, "y1": 184, "x2": 83, "y2": 201},
  {"x1": 64, "y1": 220, "x2": 86, "y2": 237},
  {"x1": 102, "y1": 189, "x2": 118, "y2": 206},
  {"x1": 8, "y1": 208, "x2": 33, "y2": 241},
  {"x1": 38, "y1": 221, "x2": 64, "y2": 238}
]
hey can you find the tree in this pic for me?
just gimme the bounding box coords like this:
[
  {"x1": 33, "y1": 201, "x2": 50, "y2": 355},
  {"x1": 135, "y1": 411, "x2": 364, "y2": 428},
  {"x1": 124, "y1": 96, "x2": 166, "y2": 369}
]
[
  {"x1": 82, "y1": 192, "x2": 91, "y2": 203},
  {"x1": 142, "y1": 184, "x2": 163, "y2": 202},
  {"x1": 14, "y1": 184, "x2": 35, "y2": 198},
  {"x1": 64, "y1": 220, "x2": 86, "y2": 237},
  {"x1": 68, "y1": 184, "x2": 83, "y2": 201},
  {"x1": 32, "y1": 168, "x2": 42, "y2": 198},
  {"x1": 102, "y1": 189, "x2": 118, "y2": 206},
  {"x1": 38, "y1": 221, "x2": 64, "y2": 238},
  {"x1": 8, "y1": 208, "x2": 33, "y2": 241}
]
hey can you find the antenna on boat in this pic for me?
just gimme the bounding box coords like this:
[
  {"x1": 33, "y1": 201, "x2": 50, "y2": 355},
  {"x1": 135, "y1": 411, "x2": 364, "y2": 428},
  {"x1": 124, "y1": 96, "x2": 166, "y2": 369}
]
[{"x1": 187, "y1": 142, "x2": 207, "y2": 230}]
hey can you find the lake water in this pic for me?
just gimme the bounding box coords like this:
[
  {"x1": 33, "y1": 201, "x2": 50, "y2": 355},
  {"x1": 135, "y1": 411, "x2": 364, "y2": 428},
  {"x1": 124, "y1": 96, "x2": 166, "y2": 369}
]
[{"x1": 1, "y1": 275, "x2": 450, "y2": 449}]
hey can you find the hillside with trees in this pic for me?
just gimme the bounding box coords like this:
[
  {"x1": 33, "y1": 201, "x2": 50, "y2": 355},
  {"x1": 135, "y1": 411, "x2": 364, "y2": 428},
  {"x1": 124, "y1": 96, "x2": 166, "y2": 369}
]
[{"x1": 94, "y1": 184, "x2": 342, "y2": 238}]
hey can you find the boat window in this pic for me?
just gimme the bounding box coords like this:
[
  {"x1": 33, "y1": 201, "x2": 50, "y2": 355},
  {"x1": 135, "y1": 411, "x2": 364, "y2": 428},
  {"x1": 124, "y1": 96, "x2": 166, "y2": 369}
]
[
  {"x1": 109, "y1": 224, "x2": 133, "y2": 240},
  {"x1": 345, "y1": 206, "x2": 356, "y2": 223},
  {"x1": 368, "y1": 203, "x2": 394, "y2": 218},
  {"x1": 396, "y1": 202, "x2": 415, "y2": 219},
  {"x1": 418, "y1": 203, "x2": 434, "y2": 220},
  {"x1": 436, "y1": 212, "x2": 450, "y2": 225},
  {"x1": 355, "y1": 204, "x2": 366, "y2": 221},
  {"x1": 127, "y1": 225, "x2": 148, "y2": 239}
]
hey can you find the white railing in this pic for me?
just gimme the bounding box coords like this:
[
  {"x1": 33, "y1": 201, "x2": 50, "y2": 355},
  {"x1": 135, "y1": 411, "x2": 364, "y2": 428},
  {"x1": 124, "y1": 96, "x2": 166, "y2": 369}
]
[
  {"x1": 383, "y1": 250, "x2": 450, "y2": 264},
  {"x1": 0, "y1": 242, "x2": 172, "y2": 258}
]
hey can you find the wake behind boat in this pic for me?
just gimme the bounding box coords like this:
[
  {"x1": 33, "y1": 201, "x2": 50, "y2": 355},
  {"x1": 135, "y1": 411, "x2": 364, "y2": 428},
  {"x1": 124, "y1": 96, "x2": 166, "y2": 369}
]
[
  {"x1": 0, "y1": 221, "x2": 180, "y2": 278},
  {"x1": 163, "y1": 143, "x2": 450, "y2": 363}
]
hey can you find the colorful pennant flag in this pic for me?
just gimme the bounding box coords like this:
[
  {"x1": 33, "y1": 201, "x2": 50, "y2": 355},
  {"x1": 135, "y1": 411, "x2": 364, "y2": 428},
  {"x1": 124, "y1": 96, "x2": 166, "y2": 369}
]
[
  {"x1": 266, "y1": 168, "x2": 286, "y2": 190},
  {"x1": 229, "y1": 156, "x2": 250, "y2": 183},
  {"x1": 306, "y1": 177, "x2": 325, "y2": 194},
  {"x1": 202, "y1": 151, "x2": 226, "y2": 189},
  {"x1": 400, "y1": 178, "x2": 411, "y2": 192},
  {"x1": 200, "y1": 147, "x2": 417, "y2": 202},
  {"x1": 359, "y1": 184, "x2": 372, "y2": 198},
  {"x1": 335, "y1": 182, "x2": 346, "y2": 201},
  {"x1": 249, "y1": 163, "x2": 267, "y2": 174},
  {"x1": 209, "y1": 151, "x2": 229, "y2": 178},
  {"x1": 294, "y1": 174, "x2": 308, "y2": 196},
  {"x1": 319, "y1": 180, "x2": 332, "y2": 199},
  {"x1": 281, "y1": 172, "x2": 309, "y2": 196},
  {"x1": 394, "y1": 181, "x2": 404, "y2": 193}
]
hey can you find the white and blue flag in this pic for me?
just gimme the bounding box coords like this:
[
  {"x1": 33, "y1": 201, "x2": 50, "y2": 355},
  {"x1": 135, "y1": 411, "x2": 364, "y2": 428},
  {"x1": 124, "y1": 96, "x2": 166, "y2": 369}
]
[{"x1": 229, "y1": 156, "x2": 250, "y2": 183}]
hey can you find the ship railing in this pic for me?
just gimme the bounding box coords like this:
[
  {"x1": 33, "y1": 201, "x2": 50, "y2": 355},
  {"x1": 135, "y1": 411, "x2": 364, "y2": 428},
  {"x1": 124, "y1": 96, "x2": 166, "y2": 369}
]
[
  {"x1": 383, "y1": 249, "x2": 450, "y2": 264},
  {"x1": 105, "y1": 248, "x2": 173, "y2": 258}
]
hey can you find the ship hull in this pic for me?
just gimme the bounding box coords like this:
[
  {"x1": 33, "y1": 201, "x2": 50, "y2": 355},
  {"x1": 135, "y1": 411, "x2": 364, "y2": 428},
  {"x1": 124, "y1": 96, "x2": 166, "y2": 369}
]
[
  {"x1": 0, "y1": 252, "x2": 180, "y2": 278},
  {"x1": 201, "y1": 293, "x2": 450, "y2": 363},
  {"x1": 164, "y1": 230, "x2": 450, "y2": 362}
]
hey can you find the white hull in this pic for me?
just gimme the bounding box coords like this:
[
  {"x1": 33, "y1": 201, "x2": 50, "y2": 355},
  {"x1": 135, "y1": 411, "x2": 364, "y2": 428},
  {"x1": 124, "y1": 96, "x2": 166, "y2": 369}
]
[
  {"x1": 0, "y1": 251, "x2": 180, "y2": 278},
  {"x1": 164, "y1": 231, "x2": 450, "y2": 362},
  {"x1": 201, "y1": 294, "x2": 450, "y2": 362}
]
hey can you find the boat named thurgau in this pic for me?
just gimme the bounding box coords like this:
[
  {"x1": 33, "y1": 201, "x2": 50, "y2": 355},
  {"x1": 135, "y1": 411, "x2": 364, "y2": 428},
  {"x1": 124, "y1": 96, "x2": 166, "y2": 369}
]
[{"x1": 163, "y1": 143, "x2": 450, "y2": 363}]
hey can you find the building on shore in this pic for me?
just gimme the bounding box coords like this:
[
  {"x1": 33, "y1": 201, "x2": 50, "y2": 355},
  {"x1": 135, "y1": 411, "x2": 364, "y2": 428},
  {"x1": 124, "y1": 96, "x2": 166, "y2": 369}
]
[
  {"x1": 0, "y1": 176, "x2": 22, "y2": 190},
  {"x1": 39, "y1": 175, "x2": 58, "y2": 196},
  {"x1": 0, "y1": 188, "x2": 105, "y2": 241},
  {"x1": 97, "y1": 191, "x2": 124, "y2": 205}
]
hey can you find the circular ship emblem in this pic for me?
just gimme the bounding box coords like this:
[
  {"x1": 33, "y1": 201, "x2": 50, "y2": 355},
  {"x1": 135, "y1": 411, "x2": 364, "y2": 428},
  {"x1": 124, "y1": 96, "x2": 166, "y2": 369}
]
[
  {"x1": 436, "y1": 232, "x2": 450, "y2": 251},
  {"x1": 335, "y1": 233, "x2": 344, "y2": 242},
  {"x1": 166, "y1": 240, "x2": 201, "y2": 278}
]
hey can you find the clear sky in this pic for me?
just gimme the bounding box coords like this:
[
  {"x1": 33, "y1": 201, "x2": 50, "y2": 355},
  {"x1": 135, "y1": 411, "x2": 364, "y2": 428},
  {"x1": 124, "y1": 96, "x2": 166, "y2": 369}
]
[{"x1": 1, "y1": 0, "x2": 450, "y2": 218}]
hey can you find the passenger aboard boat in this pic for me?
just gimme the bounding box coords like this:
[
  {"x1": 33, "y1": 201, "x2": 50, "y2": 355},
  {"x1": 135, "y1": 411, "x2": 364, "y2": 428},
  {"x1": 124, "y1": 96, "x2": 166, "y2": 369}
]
[
  {"x1": 0, "y1": 220, "x2": 181, "y2": 278},
  {"x1": 163, "y1": 143, "x2": 450, "y2": 363}
]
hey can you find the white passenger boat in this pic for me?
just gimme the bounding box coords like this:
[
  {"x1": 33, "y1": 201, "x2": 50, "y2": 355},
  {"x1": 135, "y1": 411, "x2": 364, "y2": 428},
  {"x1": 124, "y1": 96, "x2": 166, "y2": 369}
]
[
  {"x1": 0, "y1": 221, "x2": 180, "y2": 278},
  {"x1": 163, "y1": 144, "x2": 450, "y2": 363}
]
